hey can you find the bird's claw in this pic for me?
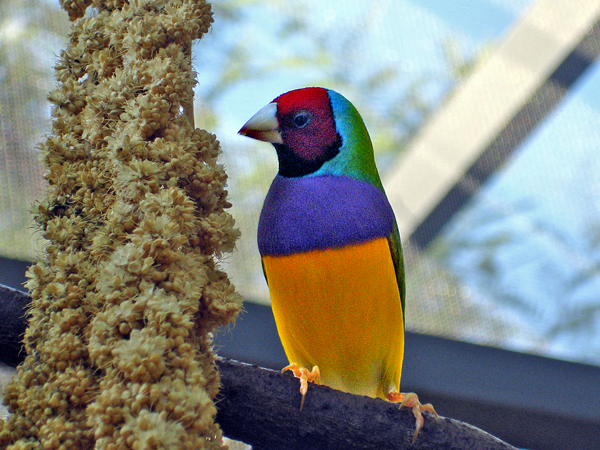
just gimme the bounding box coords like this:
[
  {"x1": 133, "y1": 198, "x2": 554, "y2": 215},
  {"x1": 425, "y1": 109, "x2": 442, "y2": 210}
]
[
  {"x1": 282, "y1": 363, "x2": 321, "y2": 410},
  {"x1": 386, "y1": 391, "x2": 438, "y2": 442}
]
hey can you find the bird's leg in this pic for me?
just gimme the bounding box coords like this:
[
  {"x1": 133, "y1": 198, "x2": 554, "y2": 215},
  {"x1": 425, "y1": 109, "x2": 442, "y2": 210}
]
[
  {"x1": 282, "y1": 363, "x2": 321, "y2": 410},
  {"x1": 386, "y1": 391, "x2": 438, "y2": 442}
]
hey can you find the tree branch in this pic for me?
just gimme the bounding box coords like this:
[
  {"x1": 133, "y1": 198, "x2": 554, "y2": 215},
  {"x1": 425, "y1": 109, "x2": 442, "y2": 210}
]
[
  {"x1": 0, "y1": 283, "x2": 517, "y2": 450},
  {"x1": 215, "y1": 358, "x2": 517, "y2": 450},
  {"x1": 0, "y1": 284, "x2": 31, "y2": 367}
]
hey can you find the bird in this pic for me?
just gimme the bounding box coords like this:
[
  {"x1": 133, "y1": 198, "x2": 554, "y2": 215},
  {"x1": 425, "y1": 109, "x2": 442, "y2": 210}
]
[{"x1": 238, "y1": 87, "x2": 437, "y2": 439}]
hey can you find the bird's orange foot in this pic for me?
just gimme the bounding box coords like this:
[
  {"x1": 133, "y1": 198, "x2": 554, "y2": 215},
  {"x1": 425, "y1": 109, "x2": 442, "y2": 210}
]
[
  {"x1": 386, "y1": 391, "x2": 438, "y2": 442},
  {"x1": 282, "y1": 363, "x2": 321, "y2": 410}
]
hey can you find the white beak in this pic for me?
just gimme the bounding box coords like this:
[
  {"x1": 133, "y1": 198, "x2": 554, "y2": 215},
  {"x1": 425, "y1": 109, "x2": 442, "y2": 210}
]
[{"x1": 238, "y1": 102, "x2": 284, "y2": 144}]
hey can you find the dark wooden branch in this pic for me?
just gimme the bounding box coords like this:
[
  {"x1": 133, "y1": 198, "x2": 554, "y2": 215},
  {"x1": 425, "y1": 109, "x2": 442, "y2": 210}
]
[
  {"x1": 0, "y1": 284, "x2": 31, "y2": 367},
  {"x1": 0, "y1": 283, "x2": 516, "y2": 449},
  {"x1": 215, "y1": 358, "x2": 517, "y2": 450}
]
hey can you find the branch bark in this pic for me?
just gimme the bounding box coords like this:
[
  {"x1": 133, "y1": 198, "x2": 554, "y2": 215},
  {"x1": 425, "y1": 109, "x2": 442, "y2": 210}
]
[
  {"x1": 215, "y1": 358, "x2": 517, "y2": 450},
  {"x1": 0, "y1": 283, "x2": 517, "y2": 450},
  {"x1": 0, "y1": 284, "x2": 31, "y2": 367}
]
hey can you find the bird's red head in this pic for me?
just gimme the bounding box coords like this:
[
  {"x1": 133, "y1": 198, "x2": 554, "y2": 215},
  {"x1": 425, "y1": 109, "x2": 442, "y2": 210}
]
[
  {"x1": 272, "y1": 87, "x2": 339, "y2": 161},
  {"x1": 239, "y1": 87, "x2": 342, "y2": 177}
]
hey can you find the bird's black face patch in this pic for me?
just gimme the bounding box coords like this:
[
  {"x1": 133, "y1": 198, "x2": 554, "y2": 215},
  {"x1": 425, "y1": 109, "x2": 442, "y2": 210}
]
[{"x1": 274, "y1": 135, "x2": 341, "y2": 178}]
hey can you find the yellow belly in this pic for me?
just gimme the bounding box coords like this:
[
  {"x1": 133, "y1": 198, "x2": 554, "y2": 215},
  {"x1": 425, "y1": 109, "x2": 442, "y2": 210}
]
[{"x1": 262, "y1": 237, "x2": 404, "y2": 398}]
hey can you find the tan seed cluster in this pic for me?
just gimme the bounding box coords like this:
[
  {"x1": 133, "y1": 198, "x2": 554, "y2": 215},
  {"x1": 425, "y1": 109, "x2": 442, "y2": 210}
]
[{"x1": 0, "y1": 1, "x2": 241, "y2": 449}]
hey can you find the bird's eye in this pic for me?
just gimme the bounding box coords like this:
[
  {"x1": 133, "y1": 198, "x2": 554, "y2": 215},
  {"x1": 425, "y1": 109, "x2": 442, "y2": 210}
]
[{"x1": 292, "y1": 111, "x2": 312, "y2": 129}]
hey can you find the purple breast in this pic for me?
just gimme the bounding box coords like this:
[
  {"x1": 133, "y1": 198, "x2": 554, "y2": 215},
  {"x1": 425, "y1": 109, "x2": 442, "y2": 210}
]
[{"x1": 258, "y1": 175, "x2": 395, "y2": 256}]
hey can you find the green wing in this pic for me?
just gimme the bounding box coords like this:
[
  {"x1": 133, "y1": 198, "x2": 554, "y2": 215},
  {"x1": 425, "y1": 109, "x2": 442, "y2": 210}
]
[{"x1": 387, "y1": 221, "x2": 405, "y2": 324}]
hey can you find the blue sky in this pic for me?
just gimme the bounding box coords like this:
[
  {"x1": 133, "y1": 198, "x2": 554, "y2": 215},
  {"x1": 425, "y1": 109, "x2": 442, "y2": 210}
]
[{"x1": 415, "y1": 0, "x2": 516, "y2": 41}]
